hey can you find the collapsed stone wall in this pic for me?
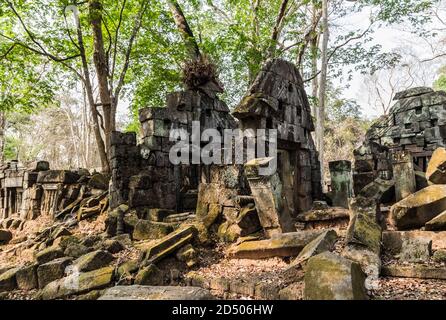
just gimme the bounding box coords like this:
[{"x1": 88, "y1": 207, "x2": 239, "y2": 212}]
[
  {"x1": 109, "y1": 58, "x2": 322, "y2": 238},
  {"x1": 353, "y1": 87, "x2": 446, "y2": 194},
  {"x1": 0, "y1": 160, "x2": 108, "y2": 225},
  {"x1": 109, "y1": 80, "x2": 243, "y2": 218},
  {"x1": 233, "y1": 59, "x2": 322, "y2": 216}
]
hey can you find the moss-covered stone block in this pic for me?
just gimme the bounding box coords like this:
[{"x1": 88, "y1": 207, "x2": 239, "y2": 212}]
[{"x1": 303, "y1": 252, "x2": 367, "y2": 300}]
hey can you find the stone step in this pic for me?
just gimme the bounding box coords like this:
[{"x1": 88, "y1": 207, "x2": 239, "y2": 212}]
[
  {"x1": 382, "y1": 230, "x2": 446, "y2": 253},
  {"x1": 227, "y1": 230, "x2": 324, "y2": 259},
  {"x1": 381, "y1": 265, "x2": 446, "y2": 280},
  {"x1": 141, "y1": 225, "x2": 197, "y2": 264},
  {"x1": 98, "y1": 285, "x2": 213, "y2": 300}
]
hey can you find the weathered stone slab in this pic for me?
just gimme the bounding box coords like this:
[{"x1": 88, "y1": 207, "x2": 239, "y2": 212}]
[
  {"x1": 359, "y1": 178, "x2": 395, "y2": 204},
  {"x1": 296, "y1": 207, "x2": 349, "y2": 222},
  {"x1": 228, "y1": 230, "x2": 324, "y2": 259},
  {"x1": 329, "y1": 160, "x2": 353, "y2": 208},
  {"x1": 98, "y1": 285, "x2": 213, "y2": 300},
  {"x1": 37, "y1": 170, "x2": 80, "y2": 184},
  {"x1": 381, "y1": 265, "x2": 446, "y2": 280},
  {"x1": 134, "y1": 264, "x2": 164, "y2": 286},
  {"x1": 425, "y1": 210, "x2": 446, "y2": 231},
  {"x1": 303, "y1": 252, "x2": 367, "y2": 300},
  {"x1": 39, "y1": 266, "x2": 114, "y2": 299},
  {"x1": 382, "y1": 230, "x2": 446, "y2": 252},
  {"x1": 392, "y1": 151, "x2": 416, "y2": 201},
  {"x1": 141, "y1": 226, "x2": 197, "y2": 264},
  {"x1": 37, "y1": 257, "x2": 72, "y2": 288},
  {"x1": 426, "y1": 147, "x2": 446, "y2": 184},
  {"x1": 292, "y1": 229, "x2": 338, "y2": 265},
  {"x1": 16, "y1": 264, "x2": 38, "y2": 290},
  {"x1": 346, "y1": 197, "x2": 381, "y2": 254},
  {"x1": 132, "y1": 220, "x2": 173, "y2": 241},
  {"x1": 399, "y1": 238, "x2": 432, "y2": 262},
  {"x1": 390, "y1": 185, "x2": 446, "y2": 230},
  {"x1": 342, "y1": 245, "x2": 381, "y2": 290},
  {"x1": 35, "y1": 246, "x2": 65, "y2": 265},
  {"x1": 244, "y1": 158, "x2": 295, "y2": 238},
  {"x1": 72, "y1": 250, "x2": 114, "y2": 272}
]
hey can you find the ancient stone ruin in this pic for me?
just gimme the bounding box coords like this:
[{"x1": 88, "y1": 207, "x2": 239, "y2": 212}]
[{"x1": 1, "y1": 62, "x2": 446, "y2": 300}]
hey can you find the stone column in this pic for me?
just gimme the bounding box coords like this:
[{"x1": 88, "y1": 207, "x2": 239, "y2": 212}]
[
  {"x1": 392, "y1": 150, "x2": 416, "y2": 201},
  {"x1": 329, "y1": 160, "x2": 353, "y2": 208},
  {"x1": 244, "y1": 157, "x2": 294, "y2": 238}
]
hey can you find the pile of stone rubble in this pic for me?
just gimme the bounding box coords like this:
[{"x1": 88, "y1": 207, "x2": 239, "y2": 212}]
[{"x1": 1, "y1": 62, "x2": 446, "y2": 300}]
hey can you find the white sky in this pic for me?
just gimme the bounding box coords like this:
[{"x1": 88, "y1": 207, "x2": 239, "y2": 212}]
[
  {"x1": 115, "y1": 2, "x2": 446, "y2": 128},
  {"x1": 334, "y1": 4, "x2": 446, "y2": 118}
]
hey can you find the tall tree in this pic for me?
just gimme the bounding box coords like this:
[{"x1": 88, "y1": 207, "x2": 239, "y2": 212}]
[
  {"x1": 0, "y1": 0, "x2": 151, "y2": 172},
  {"x1": 316, "y1": 0, "x2": 329, "y2": 181}
]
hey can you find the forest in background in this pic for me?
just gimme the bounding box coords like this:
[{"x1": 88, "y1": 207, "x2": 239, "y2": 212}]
[{"x1": 1, "y1": 0, "x2": 446, "y2": 183}]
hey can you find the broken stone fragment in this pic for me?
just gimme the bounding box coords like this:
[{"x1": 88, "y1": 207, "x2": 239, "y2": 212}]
[
  {"x1": 64, "y1": 243, "x2": 92, "y2": 259},
  {"x1": 16, "y1": 264, "x2": 38, "y2": 290},
  {"x1": 100, "y1": 239, "x2": 125, "y2": 254},
  {"x1": 50, "y1": 226, "x2": 71, "y2": 240},
  {"x1": 0, "y1": 229, "x2": 12, "y2": 244},
  {"x1": 346, "y1": 197, "x2": 381, "y2": 254},
  {"x1": 197, "y1": 203, "x2": 222, "y2": 228},
  {"x1": 39, "y1": 266, "x2": 115, "y2": 300},
  {"x1": 176, "y1": 244, "x2": 198, "y2": 268},
  {"x1": 0, "y1": 267, "x2": 18, "y2": 292},
  {"x1": 426, "y1": 148, "x2": 446, "y2": 184},
  {"x1": 134, "y1": 264, "x2": 164, "y2": 286},
  {"x1": 132, "y1": 220, "x2": 174, "y2": 241},
  {"x1": 292, "y1": 229, "x2": 338, "y2": 265},
  {"x1": 359, "y1": 178, "x2": 395, "y2": 204},
  {"x1": 35, "y1": 245, "x2": 65, "y2": 265},
  {"x1": 72, "y1": 250, "x2": 114, "y2": 272},
  {"x1": 87, "y1": 173, "x2": 109, "y2": 190},
  {"x1": 390, "y1": 185, "x2": 446, "y2": 230},
  {"x1": 382, "y1": 230, "x2": 446, "y2": 253},
  {"x1": 425, "y1": 210, "x2": 446, "y2": 231},
  {"x1": 341, "y1": 245, "x2": 381, "y2": 291},
  {"x1": 141, "y1": 225, "x2": 197, "y2": 265},
  {"x1": 381, "y1": 265, "x2": 446, "y2": 280},
  {"x1": 399, "y1": 238, "x2": 432, "y2": 262},
  {"x1": 52, "y1": 235, "x2": 79, "y2": 250},
  {"x1": 37, "y1": 257, "x2": 73, "y2": 289},
  {"x1": 98, "y1": 285, "x2": 214, "y2": 300},
  {"x1": 227, "y1": 230, "x2": 324, "y2": 259},
  {"x1": 303, "y1": 252, "x2": 367, "y2": 300},
  {"x1": 433, "y1": 250, "x2": 446, "y2": 263},
  {"x1": 244, "y1": 158, "x2": 294, "y2": 238},
  {"x1": 116, "y1": 260, "x2": 139, "y2": 282}
]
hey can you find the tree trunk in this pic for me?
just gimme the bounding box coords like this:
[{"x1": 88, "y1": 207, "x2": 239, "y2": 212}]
[
  {"x1": 0, "y1": 111, "x2": 5, "y2": 162},
  {"x1": 74, "y1": 3, "x2": 109, "y2": 173},
  {"x1": 310, "y1": 6, "x2": 320, "y2": 118},
  {"x1": 89, "y1": 0, "x2": 114, "y2": 161},
  {"x1": 167, "y1": 0, "x2": 201, "y2": 61},
  {"x1": 317, "y1": 0, "x2": 329, "y2": 185}
]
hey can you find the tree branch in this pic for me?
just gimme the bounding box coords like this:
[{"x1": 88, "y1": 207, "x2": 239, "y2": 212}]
[
  {"x1": 114, "y1": 0, "x2": 149, "y2": 101},
  {"x1": 110, "y1": 0, "x2": 127, "y2": 88}
]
